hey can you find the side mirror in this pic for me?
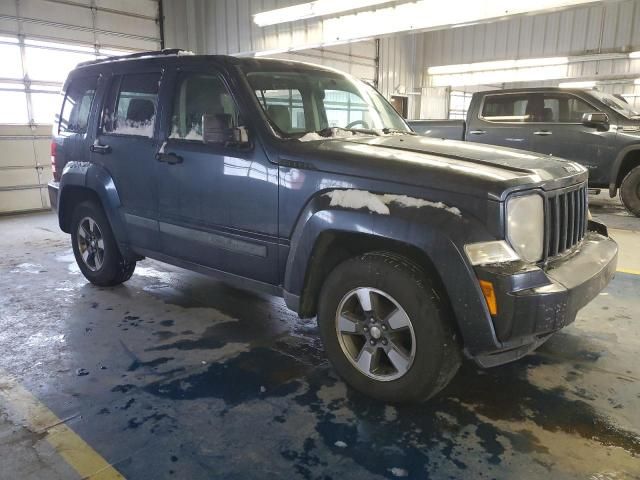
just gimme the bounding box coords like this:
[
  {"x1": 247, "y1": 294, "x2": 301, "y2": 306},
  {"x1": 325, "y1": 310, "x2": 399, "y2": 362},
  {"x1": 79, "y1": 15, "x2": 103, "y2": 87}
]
[
  {"x1": 581, "y1": 112, "x2": 609, "y2": 130},
  {"x1": 202, "y1": 114, "x2": 250, "y2": 146}
]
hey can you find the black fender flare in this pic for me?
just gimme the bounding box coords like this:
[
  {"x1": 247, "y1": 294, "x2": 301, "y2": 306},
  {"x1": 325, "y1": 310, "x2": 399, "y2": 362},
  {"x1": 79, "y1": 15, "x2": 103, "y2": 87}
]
[
  {"x1": 283, "y1": 191, "x2": 501, "y2": 355},
  {"x1": 608, "y1": 145, "x2": 640, "y2": 197},
  {"x1": 58, "y1": 161, "x2": 132, "y2": 256}
]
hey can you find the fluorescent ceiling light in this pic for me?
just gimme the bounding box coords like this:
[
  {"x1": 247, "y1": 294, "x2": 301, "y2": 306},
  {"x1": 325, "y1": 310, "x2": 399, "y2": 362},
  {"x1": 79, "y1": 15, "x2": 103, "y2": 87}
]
[
  {"x1": 251, "y1": 0, "x2": 600, "y2": 56},
  {"x1": 253, "y1": 0, "x2": 390, "y2": 26},
  {"x1": 635, "y1": 78, "x2": 640, "y2": 85},
  {"x1": 428, "y1": 57, "x2": 567, "y2": 75},
  {"x1": 559, "y1": 80, "x2": 596, "y2": 88},
  {"x1": 431, "y1": 66, "x2": 569, "y2": 87},
  {"x1": 629, "y1": 51, "x2": 640, "y2": 59},
  {"x1": 428, "y1": 56, "x2": 569, "y2": 87}
]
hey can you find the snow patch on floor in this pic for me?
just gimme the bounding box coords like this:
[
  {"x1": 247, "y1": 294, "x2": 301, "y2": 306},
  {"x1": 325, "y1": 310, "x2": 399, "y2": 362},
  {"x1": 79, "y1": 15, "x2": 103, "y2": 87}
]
[{"x1": 324, "y1": 189, "x2": 461, "y2": 217}]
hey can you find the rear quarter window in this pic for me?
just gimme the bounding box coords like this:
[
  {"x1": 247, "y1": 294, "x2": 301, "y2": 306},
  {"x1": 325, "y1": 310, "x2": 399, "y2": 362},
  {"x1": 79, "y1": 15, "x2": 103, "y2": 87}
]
[{"x1": 59, "y1": 76, "x2": 98, "y2": 134}]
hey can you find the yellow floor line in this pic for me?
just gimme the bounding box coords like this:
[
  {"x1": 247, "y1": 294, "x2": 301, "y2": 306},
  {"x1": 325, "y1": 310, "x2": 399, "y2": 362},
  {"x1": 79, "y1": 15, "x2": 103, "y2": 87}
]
[
  {"x1": 617, "y1": 268, "x2": 640, "y2": 276},
  {"x1": 0, "y1": 370, "x2": 125, "y2": 480}
]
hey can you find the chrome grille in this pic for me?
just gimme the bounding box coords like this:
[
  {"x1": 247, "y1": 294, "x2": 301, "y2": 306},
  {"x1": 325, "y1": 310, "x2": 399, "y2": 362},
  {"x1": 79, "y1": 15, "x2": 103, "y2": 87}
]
[{"x1": 544, "y1": 183, "x2": 588, "y2": 259}]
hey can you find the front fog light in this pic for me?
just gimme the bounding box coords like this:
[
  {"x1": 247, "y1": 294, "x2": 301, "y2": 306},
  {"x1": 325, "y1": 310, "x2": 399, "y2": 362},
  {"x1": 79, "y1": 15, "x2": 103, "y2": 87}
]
[
  {"x1": 465, "y1": 240, "x2": 520, "y2": 266},
  {"x1": 507, "y1": 194, "x2": 544, "y2": 263}
]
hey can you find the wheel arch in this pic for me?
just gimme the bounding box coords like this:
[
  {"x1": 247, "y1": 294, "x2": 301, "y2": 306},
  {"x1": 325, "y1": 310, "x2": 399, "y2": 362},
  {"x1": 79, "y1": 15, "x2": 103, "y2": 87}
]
[
  {"x1": 58, "y1": 162, "x2": 133, "y2": 258},
  {"x1": 609, "y1": 146, "x2": 640, "y2": 197},
  {"x1": 283, "y1": 199, "x2": 501, "y2": 355}
]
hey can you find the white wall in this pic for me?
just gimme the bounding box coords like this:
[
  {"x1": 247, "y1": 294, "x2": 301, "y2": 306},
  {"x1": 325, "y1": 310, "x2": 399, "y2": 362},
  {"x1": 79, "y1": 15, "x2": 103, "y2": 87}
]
[{"x1": 379, "y1": 0, "x2": 640, "y2": 118}]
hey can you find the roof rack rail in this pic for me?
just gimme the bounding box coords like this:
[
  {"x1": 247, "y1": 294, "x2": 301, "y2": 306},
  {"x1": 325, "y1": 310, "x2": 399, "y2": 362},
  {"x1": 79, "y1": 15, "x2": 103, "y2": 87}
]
[{"x1": 77, "y1": 49, "x2": 188, "y2": 67}]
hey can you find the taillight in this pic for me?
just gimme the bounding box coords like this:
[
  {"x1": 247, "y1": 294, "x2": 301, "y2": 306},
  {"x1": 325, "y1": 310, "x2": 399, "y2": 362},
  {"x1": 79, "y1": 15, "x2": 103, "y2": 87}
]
[{"x1": 51, "y1": 141, "x2": 59, "y2": 181}]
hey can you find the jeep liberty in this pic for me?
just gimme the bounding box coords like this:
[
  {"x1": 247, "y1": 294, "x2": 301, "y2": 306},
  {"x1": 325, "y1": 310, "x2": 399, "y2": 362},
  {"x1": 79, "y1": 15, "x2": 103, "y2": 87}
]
[{"x1": 49, "y1": 50, "x2": 618, "y2": 402}]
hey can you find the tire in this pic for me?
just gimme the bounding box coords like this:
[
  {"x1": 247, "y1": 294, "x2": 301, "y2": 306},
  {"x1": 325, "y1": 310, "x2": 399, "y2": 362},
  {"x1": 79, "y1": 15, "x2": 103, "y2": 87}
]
[
  {"x1": 619, "y1": 166, "x2": 640, "y2": 217},
  {"x1": 317, "y1": 252, "x2": 461, "y2": 403},
  {"x1": 70, "y1": 201, "x2": 136, "y2": 286}
]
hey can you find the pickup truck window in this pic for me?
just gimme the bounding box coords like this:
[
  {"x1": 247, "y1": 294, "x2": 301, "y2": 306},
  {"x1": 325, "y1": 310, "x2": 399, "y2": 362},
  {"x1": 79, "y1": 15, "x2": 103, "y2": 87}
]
[
  {"x1": 246, "y1": 70, "x2": 410, "y2": 136},
  {"x1": 589, "y1": 90, "x2": 640, "y2": 119},
  {"x1": 481, "y1": 94, "x2": 532, "y2": 123},
  {"x1": 170, "y1": 73, "x2": 238, "y2": 141},
  {"x1": 542, "y1": 94, "x2": 593, "y2": 123}
]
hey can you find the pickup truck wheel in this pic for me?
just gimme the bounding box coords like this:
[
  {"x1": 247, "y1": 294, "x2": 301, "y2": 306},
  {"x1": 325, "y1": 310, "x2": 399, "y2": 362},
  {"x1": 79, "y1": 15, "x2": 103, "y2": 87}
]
[
  {"x1": 71, "y1": 201, "x2": 136, "y2": 286},
  {"x1": 619, "y1": 166, "x2": 640, "y2": 217},
  {"x1": 317, "y1": 252, "x2": 461, "y2": 403}
]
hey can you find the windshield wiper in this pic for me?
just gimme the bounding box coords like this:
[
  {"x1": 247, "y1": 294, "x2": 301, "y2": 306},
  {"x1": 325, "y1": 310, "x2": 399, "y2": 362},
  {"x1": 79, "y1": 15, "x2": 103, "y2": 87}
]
[{"x1": 315, "y1": 126, "x2": 382, "y2": 137}]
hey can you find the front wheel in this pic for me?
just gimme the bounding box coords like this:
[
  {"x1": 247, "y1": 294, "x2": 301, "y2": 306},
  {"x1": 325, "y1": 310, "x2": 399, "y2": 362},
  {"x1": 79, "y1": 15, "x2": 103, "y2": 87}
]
[
  {"x1": 71, "y1": 201, "x2": 136, "y2": 286},
  {"x1": 619, "y1": 165, "x2": 640, "y2": 217},
  {"x1": 317, "y1": 252, "x2": 461, "y2": 403}
]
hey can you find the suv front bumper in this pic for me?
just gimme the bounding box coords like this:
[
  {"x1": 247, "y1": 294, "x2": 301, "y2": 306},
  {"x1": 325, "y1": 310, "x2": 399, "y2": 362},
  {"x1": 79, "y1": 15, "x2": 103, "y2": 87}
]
[{"x1": 472, "y1": 222, "x2": 617, "y2": 367}]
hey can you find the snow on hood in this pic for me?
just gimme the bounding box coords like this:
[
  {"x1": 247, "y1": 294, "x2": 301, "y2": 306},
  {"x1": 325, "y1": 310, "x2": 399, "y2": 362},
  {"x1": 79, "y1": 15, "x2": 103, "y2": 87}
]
[{"x1": 324, "y1": 189, "x2": 461, "y2": 216}]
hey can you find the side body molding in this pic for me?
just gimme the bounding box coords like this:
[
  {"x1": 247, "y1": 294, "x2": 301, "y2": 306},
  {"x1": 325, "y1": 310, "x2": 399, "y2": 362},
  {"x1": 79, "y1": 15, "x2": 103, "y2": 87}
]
[{"x1": 283, "y1": 193, "x2": 501, "y2": 356}]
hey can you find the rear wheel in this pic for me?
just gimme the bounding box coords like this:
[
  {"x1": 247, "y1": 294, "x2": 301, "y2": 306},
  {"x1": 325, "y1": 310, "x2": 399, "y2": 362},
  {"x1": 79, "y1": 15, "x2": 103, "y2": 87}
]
[
  {"x1": 317, "y1": 252, "x2": 461, "y2": 403},
  {"x1": 619, "y1": 165, "x2": 640, "y2": 217},
  {"x1": 71, "y1": 201, "x2": 136, "y2": 286}
]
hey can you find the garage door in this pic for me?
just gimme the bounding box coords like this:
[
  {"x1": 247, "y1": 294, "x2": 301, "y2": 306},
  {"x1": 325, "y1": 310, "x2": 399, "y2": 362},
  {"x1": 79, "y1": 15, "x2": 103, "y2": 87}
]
[
  {"x1": 0, "y1": 125, "x2": 51, "y2": 214},
  {"x1": 0, "y1": 0, "x2": 160, "y2": 214}
]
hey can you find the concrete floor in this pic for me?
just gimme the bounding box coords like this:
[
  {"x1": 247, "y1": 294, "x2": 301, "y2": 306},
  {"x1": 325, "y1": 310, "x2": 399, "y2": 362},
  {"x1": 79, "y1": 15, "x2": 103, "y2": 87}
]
[{"x1": 0, "y1": 194, "x2": 638, "y2": 479}]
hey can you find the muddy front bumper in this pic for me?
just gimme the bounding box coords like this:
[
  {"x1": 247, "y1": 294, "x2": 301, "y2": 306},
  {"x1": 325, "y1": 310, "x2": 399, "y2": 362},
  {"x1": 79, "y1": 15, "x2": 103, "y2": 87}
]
[{"x1": 472, "y1": 222, "x2": 618, "y2": 368}]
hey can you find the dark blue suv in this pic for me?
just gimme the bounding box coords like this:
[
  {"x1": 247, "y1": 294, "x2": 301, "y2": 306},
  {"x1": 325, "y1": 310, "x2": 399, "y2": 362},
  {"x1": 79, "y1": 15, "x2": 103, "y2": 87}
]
[{"x1": 49, "y1": 50, "x2": 618, "y2": 402}]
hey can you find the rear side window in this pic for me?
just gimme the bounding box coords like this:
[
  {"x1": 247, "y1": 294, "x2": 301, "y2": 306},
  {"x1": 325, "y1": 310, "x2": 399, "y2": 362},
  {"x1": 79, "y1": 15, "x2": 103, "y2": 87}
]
[
  {"x1": 481, "y1": 94, "x2": 532, "y2": 123},
  {"x1": 170, "y1": 73, "x2": 239, "y2": 142},
  {"x1": 102, "y1": 73, "x2": 160, "y2": 137},
  {"x1": 59, "y1": 76, "x2": 98, "y2": 134}
]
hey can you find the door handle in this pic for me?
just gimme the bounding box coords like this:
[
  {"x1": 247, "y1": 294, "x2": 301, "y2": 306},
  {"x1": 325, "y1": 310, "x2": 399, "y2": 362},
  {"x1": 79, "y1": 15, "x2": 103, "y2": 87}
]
[
  {"x1": 534, "y1": 130, "x2": 553, "y2": 136},
  {"x1": 90, "y1": 142, "x2": 111, "y2": 154},
  {"x1": 468, "y1": 130, "x2": 486, "y2": 135},
  {"x1": 155, "y1": 152, "x2": 183, "y2": 165}
]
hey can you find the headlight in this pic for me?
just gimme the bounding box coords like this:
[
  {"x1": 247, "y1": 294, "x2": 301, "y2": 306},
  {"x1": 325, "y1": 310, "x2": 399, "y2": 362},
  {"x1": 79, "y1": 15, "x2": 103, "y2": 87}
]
[{"x1": 506, "y1": 194, "x2": 544, "y2": 263}]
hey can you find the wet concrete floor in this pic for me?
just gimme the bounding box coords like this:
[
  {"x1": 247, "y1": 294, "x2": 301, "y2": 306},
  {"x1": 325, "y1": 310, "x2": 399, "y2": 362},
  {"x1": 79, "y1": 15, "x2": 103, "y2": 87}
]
[{"x1": 0, "y1": 198, "x2": 638, "y2": 479}]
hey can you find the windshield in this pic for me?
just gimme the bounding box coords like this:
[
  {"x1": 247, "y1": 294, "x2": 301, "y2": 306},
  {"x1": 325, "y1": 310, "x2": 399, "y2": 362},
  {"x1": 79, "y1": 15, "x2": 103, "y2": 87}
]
[
  {"x1": 590, "y1": 91, "x2": 640, "y2": 119},
  {"x1": 245, "y1": 69, "x2": 411, "y2": 138}
]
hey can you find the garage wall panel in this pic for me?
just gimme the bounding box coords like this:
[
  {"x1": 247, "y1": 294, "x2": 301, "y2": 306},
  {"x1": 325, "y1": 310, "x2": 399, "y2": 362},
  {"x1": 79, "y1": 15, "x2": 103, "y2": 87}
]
[
  {"x1": 418, "y1": 1, "x2": 640, "y2": 68},
  {"x1": 0, "y1": 125, "x2": 51, "y2": 213}
]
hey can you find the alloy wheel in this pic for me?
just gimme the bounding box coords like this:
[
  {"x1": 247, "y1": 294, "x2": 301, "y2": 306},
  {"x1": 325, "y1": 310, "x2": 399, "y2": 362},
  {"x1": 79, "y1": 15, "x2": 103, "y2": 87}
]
[
  {"x1": 335, "y1": 287, "x2": 416, "y2": 381},
  {"x1": 76, "y1": 216, "x2": 105, "y2": 272}
]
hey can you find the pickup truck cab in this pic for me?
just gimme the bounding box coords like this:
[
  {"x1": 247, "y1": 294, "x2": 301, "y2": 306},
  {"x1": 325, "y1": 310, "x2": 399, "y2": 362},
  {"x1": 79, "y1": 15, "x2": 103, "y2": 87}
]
[
  {"x1": 49, "y1": 51, "x2": 617, "y2": 402},
  {"x1": 409, "y1": 87, "x2": 640, "y2": 216}
]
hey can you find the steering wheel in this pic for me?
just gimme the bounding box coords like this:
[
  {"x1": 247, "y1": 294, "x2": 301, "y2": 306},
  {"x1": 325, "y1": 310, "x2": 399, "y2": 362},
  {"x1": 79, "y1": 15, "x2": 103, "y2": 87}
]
[{"x1": 345, "y1": 120, "x2": 370, "y2": 129}]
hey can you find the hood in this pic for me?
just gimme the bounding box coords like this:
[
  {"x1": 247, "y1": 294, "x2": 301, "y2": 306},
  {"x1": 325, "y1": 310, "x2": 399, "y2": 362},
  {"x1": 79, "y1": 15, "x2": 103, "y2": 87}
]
[{"x1": 280, "y1": 135, "x2": 587, "y2": 201}]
